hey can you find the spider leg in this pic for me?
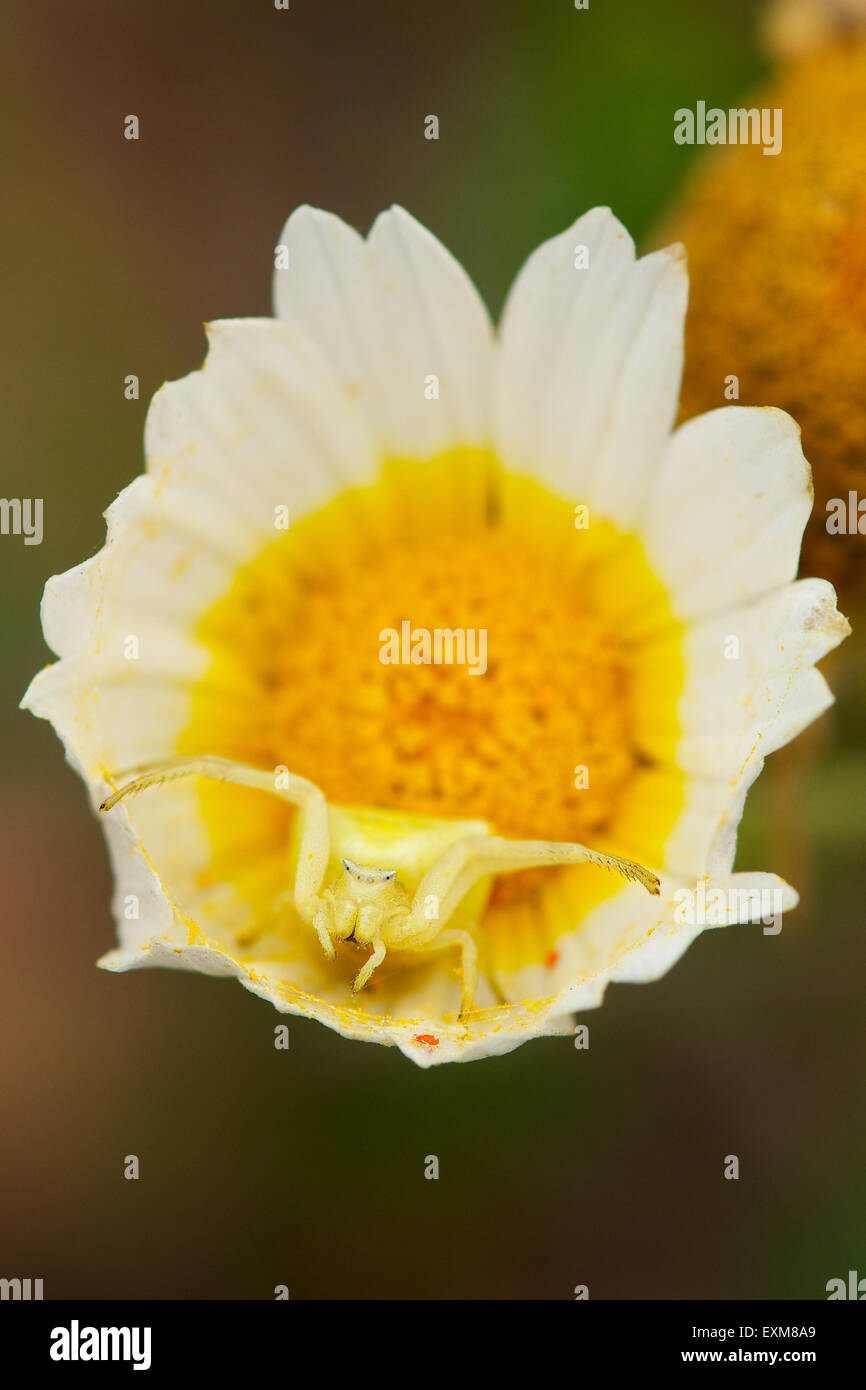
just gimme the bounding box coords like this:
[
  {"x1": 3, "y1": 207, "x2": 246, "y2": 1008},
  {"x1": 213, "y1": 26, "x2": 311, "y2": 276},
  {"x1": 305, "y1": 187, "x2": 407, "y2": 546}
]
[
  {"x1": 99, "y1": 755, "x2": 331, "y2": 925},
  {"x1": 352, "y1": 937, "x2": 386, "y2": 994},
  {"x1": 421, "y1": 928, "x2": 478, "y2": 1017},
  {"x1": 402, "y1": 833, "x2": 660, "y2": 940}
]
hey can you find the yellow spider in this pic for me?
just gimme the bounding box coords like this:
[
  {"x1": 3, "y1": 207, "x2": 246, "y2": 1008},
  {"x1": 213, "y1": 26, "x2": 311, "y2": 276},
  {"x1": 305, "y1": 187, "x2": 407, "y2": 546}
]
[{"x1": 101, "y1": 757, "x2": 660, "y2": 1016}]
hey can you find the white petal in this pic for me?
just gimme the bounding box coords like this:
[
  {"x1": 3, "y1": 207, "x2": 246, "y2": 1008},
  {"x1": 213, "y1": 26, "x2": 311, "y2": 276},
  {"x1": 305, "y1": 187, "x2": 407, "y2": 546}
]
[
  {"x1": 145, "y1": 316, "x2": 381, "y2": 528},
  {"x1": 495, "y1": 208, "x2": 687, "y2": 525},
  {"x1": 22, "y1": 317, "x2": 384, "y2": 772},
  {"x1": 606, "y1": 872, "x2": 796, "y2": 984},
  {"x1": 274, "y1": 204, "x2": 495, "y2": 458},
  {"x1": 662, "y1": 577, "x2": 848, "y2": 878},
  {"x1": 677, "y1": 578, "x2": 846, "y2": 780},
  {"x1": 643, "y1": 406, "x2": 812, "y2": 622},
  {"x1": 272, "y1": 206, "x2": 376, "y2": 393}
]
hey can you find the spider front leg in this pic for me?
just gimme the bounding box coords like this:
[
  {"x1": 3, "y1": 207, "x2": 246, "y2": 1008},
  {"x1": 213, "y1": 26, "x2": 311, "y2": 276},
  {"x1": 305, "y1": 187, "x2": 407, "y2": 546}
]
[
  {"x1": 313, "y1": 907, "x2": 337, "y2": 961},
  {"x1": 403, "y1": 832, "x2": 660, "y2": 944},
  {"x1": 352, "y1": 935, "x2": 387, "y2": 994},
  {"x1": 99, "y1": 755, "x2": 334, "y2": 952},
  {"x1": 388, "y1": 831, "x2": 660, "y2": 1016}
]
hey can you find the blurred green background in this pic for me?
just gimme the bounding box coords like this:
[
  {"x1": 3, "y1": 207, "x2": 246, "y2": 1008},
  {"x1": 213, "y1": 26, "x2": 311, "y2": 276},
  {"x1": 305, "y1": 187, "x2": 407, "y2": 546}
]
[{"x1": 1, "y1": 0, "x2": 863, "y2": 1299}]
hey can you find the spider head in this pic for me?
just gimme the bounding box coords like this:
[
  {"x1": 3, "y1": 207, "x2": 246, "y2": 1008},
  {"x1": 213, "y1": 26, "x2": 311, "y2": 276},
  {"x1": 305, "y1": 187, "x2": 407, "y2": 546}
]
[{"x1": 324, "y1": 859, "x2": 411, "y2": 945}]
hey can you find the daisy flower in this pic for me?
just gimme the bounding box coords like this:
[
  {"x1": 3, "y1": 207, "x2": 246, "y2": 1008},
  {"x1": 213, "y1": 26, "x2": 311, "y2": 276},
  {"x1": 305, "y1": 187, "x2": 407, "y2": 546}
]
[{"x1": 22, "y1": 205, "x2": 848, "y2": 1066}]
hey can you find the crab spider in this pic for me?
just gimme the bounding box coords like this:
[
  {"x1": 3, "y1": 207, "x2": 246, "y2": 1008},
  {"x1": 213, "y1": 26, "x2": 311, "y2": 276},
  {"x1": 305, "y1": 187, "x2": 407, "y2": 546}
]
[{"x1": 100, "y1": 756, "x2": 660, "y2": 1016}]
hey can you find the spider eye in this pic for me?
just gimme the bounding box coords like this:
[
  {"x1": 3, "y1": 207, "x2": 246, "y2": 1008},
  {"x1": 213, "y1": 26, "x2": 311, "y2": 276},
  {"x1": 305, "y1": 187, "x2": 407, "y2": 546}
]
[{"x1": 342, "y1": 858, "x2": 397, "y2": 885}]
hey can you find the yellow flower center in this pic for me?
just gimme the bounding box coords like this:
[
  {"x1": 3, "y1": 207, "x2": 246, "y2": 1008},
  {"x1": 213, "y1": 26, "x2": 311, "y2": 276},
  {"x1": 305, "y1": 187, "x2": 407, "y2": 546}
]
[{"x1": 181, "y1": 454, "x2": 684, "y2": 971}]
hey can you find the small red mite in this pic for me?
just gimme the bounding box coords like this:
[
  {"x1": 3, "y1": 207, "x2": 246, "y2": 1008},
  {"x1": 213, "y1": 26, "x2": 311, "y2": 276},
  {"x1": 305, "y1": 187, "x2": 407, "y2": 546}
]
[
  {"x1": 414, "y1": 1034, "x2": 440, "y2": 1047},
  {"x1": 545, "y1": 949, "x2": 560, "y2": 968}
]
